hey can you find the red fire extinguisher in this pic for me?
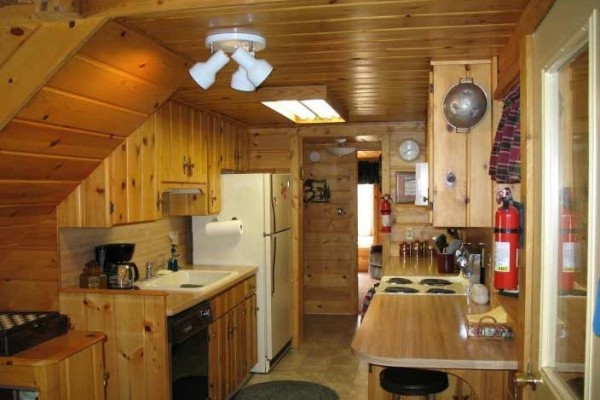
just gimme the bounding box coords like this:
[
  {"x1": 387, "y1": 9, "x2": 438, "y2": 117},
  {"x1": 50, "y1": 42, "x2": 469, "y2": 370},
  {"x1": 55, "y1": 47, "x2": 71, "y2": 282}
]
[
  {"x1": 381, "y1": 194, "x2": 392, "y2": 233},
  {"x1": 559, "y1": 188, "x2": 577, "y2": 291},
  {"x1": 494, "y1": 188, "x2": 520, "y2": 290}
]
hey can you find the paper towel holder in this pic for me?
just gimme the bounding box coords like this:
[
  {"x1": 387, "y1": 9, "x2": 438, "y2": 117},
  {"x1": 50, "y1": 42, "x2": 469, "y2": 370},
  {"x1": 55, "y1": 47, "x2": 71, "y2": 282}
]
[{"x1": 212, "y1": 217, "x2": 238, "y2": 222}]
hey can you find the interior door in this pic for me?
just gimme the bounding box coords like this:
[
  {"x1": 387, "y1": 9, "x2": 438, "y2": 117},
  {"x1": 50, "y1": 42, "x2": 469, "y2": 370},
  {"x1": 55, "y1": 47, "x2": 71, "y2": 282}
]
[{"x1": 522, "y1": 1, "x2": 599, "y2": 398}]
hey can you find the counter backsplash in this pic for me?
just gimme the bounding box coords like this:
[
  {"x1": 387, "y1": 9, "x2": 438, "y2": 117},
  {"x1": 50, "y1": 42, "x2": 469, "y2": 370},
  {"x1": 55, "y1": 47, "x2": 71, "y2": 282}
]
[{"x1": 59, "y1": 217, "x2": 191, "y2": 288}]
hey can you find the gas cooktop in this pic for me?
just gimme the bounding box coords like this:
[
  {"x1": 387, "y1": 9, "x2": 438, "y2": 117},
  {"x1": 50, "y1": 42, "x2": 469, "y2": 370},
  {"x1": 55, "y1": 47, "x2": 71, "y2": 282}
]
[{"x1": 377, "y1": 275, "x2": 468, "y2": 295}]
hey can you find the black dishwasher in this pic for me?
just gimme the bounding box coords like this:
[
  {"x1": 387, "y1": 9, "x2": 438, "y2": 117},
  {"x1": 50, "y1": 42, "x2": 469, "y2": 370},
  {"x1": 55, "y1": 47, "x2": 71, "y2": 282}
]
[{"x1": 168, "y1": 301, "x2": 212, "y2": 400}]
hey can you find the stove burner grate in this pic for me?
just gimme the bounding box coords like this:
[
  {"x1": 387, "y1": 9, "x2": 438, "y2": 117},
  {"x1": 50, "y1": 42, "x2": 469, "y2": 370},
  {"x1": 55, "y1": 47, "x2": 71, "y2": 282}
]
[
  {"x1": 419, "y1": 278, "x2": 452, "y2": 286},
  {"x1": 384, "y1": 286, "x2": 420, "y2": 294},
  {"x1": 426, "y1": 288, "x2": 456, "y2": 294},
  {"x1": 387, "y1": 277, "x2": 413, "y2": 285}
]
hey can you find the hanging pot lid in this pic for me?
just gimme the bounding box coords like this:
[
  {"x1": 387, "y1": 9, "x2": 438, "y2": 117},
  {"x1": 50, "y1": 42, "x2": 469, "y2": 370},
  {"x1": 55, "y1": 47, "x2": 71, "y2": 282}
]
[{"x1": 442, "y1": 77, "x2": 488, "y2": 133}]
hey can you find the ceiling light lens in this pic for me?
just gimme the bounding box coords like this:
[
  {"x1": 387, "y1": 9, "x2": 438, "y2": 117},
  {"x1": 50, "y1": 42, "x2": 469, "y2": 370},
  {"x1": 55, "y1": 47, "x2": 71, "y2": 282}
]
[
  {"x1": 281, "y1": 101, "x2": 316, "y2": 120},
  {"x1": 231, "y1": 66, "x2": 256, "y2": 92},
  {"x1": 301, "y1": 99, "x2": 341, "y2": 119},
  {"x1": 188, "y1": 50, "x2": 230, "y2": 89}
]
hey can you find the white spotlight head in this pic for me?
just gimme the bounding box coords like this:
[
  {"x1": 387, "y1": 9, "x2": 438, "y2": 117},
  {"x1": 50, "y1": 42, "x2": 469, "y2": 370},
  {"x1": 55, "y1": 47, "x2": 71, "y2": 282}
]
[
  {"x1": 188, "y1": 50, "x2": 230, "y2": 89},
  {"x1": 231, "y1": 48, "x2": 273, "y2": 87},
  {"x1": 231, "y1": 65, "x2": 256, "y2": 92}
]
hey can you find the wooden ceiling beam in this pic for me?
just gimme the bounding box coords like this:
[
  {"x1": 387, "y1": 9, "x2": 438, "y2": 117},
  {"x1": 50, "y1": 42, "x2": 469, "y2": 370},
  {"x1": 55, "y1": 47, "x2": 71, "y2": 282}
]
[{"x1": 494, "y1": 0, "x2": 556, "y2": 99}]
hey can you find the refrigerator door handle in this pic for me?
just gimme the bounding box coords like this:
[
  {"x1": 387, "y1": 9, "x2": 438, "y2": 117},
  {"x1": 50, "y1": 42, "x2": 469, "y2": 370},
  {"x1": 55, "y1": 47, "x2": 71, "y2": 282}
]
[{"x1": 271, "y1": 236, "x2": 276, "y2": 296}]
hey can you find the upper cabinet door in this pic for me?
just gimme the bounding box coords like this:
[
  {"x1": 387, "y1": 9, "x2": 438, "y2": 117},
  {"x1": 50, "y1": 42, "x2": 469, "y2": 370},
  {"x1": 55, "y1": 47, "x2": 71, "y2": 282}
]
[
  {"x1": 525, "y1": 1, "x2": 600, "y2": 399},
  {"x1": 430, "y1": 61, "x2": 493, "y2": 227}
]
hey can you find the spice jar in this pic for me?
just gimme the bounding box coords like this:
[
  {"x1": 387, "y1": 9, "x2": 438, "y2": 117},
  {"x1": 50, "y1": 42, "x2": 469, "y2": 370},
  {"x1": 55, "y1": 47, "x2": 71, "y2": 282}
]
[
  {"x1": 411, "y1": 240, "x2": 423, "y2": 258},
  {"x1": 399, "y1": 242, "x2": 410, "y2": 258},
  {"x1": 80, "y1": 260, "x2": 108, "y2": 289}
]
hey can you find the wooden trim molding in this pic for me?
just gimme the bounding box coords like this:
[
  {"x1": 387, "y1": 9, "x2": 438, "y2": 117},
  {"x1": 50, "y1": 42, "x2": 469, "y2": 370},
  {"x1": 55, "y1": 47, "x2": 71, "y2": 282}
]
[{"x1": 495, "y1": 0, "x2": 556, "y2": 99}]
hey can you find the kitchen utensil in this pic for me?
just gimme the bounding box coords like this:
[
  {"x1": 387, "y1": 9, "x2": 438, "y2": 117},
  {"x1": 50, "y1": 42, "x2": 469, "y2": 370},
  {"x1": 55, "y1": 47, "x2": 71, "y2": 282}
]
[
  {"x1": 432, "y1": 234, "x2": 448, "y2": 253},
  {"x1": 442, "y1": 77, "x2": 488, "y2": 133},
  {"x1": 446, "y1": 239, "x2": 462, "y2": 255},
  {"x1": 107, "y1": 261, "x2": 139, "y2": 289}
]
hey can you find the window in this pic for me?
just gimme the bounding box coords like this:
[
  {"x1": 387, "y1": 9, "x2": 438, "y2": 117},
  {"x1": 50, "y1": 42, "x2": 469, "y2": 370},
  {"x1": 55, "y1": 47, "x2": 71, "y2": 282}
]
[{"x1": 358, "y1": 184, "x2": 374, "y2": 247}]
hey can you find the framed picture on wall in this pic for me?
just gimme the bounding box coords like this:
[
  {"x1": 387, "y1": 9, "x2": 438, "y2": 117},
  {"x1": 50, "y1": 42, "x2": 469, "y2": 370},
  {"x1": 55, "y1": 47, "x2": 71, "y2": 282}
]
[{"x1": 395, "y1": 172, "x2": 416, "y2": 203}]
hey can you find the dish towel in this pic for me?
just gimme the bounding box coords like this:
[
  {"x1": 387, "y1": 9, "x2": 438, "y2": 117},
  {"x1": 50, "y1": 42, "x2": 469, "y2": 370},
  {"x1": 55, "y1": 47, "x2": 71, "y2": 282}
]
[{"x1": 489, "y1": 83, "x2": 521, "y2": 183}]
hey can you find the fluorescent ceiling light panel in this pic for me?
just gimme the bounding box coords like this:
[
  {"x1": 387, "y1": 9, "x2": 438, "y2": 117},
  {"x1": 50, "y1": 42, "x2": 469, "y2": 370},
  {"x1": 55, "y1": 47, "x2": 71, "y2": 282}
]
[
  {"x1": 301, "y1": 99, "x2": 340, "y2": 119},
  {"x1": 261, "y1": 99, "x2": 345, "y2": 124}
]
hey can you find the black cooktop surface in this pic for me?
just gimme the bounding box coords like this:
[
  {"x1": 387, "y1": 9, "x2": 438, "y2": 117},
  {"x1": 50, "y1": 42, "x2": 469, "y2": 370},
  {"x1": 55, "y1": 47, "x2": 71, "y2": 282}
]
[
  {"x1": 419, "y1": 278, "x2": 452, "y2": 286},
  {"x1": 387, "y1": 277, "x2": 413, "y2": 285},
  {"x1": 384, "y1": 286, "x2": 420, "y2": 294},
  {"x1": 426, "y1": 288, "x2": 456, "y2": 294}
]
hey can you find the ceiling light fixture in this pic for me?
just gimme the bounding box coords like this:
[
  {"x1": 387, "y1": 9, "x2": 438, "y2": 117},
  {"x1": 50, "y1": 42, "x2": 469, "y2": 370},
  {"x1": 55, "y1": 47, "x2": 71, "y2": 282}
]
[
  {"x1": 262, "y1": 99, "x2": 344, "y2": 124},
  {"x1": 325, "y1": 138, "x2": 356, "y2": 157},
  {"x1": 258, "y1": 86, "x2": 347, "y2": 124},
  {"x1": 188, "y1": 30, "x2": 273, "y2": 91}
]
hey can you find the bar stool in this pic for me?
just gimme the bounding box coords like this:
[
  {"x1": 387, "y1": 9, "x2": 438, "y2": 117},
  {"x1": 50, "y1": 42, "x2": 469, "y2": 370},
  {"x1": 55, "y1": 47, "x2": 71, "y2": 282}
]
[{"x1": 380, "y1": 367, "x2": 448, "y2": 399}]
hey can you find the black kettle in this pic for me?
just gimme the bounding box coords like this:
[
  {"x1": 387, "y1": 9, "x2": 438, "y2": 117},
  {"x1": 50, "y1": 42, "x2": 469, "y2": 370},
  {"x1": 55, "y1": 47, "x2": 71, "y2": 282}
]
[{"x1": 107, "y1": 261, "x2": 139, "y2": 290}]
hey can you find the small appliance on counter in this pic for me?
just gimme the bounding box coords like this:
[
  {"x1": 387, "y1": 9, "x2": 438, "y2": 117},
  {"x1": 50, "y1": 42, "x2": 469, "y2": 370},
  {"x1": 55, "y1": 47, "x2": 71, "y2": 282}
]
[
  {"x1": 95, "y1": 243, "x2": 139, "y2": 290},
  {"x1": 79, "y1": 260, "x2": 107, "y2": 289},
  {"x1": 0, "y1": 311, "x2": 69, "y2": 356}
]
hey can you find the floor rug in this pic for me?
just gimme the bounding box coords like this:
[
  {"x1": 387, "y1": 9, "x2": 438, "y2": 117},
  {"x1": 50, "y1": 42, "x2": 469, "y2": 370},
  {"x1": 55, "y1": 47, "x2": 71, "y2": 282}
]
[{"x1": 233, "y1": 380, "x2": 339, "y2": 400}]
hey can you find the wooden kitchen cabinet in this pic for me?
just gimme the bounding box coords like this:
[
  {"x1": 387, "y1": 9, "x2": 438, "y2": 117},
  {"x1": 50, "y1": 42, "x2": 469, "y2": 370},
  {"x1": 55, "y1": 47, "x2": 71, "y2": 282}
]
[
  {"x1": 0, "y1": 331, "x2": 106, "y2": 400},
  {"x1": 208, "y1": 276, "x2": 257, "y2": 400},
  {"x1": 57, "y1": 115, "x2": 160, "y2": 227},
  {"x1": 159, "y1": 101, "x2": 247, "y2": 216},
  {"x1": 429, "y1": 60, "x2": 494, "y2": 227},
  {"x1": 157, "y1": 100, "x2": 208, "y2": 187}
]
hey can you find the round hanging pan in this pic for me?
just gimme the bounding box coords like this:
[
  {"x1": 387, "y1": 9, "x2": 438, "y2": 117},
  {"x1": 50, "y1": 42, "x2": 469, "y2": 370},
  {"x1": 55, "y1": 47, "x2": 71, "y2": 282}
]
[{"x1": 442, "y1": 77, "x2": 488, "y2": 133}]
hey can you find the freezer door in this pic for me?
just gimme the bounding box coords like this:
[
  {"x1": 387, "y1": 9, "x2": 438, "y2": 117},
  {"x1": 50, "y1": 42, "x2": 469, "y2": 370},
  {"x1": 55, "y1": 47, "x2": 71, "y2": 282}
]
[
  {"x1": 267, "y1": 174, "x2": 291, "y2": 233},
  {"x1": 265, "y1": 228, "x2": 292, "y2": 361}
]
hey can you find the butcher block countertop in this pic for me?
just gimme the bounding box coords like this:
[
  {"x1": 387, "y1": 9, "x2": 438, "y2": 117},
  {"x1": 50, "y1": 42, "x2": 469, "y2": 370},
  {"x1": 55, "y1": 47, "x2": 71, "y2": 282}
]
[
  {"x1": 352, "y1": 255, "x2": 518, "y2": 370},
  {"x1": 60, "y1": 264, "x2": 257, "y2": 316}
]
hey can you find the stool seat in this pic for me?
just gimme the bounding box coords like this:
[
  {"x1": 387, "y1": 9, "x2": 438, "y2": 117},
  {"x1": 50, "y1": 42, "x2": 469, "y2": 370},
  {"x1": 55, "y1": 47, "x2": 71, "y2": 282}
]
[{"x1": 380, "y1": 367, "x2": 448, "y2": 396}]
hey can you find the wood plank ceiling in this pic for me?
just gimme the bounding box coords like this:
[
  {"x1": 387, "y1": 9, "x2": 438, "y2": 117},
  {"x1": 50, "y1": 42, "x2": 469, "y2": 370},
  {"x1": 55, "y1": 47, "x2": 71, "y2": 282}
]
[{"x1": 118, "y1": 0, "x2": 528, "y2": 126}]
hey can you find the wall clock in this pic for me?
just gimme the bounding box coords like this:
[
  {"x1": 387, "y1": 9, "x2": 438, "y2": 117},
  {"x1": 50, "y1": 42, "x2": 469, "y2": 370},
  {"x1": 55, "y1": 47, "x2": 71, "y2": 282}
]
[{"x1": 398, "y1": 139, "x2": 421, "y2": 162}]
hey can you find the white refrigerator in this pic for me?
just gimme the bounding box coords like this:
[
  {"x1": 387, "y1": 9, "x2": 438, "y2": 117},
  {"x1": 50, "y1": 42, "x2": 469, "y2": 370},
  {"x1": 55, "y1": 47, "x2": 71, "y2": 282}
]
[{"x1": 191, "y1": 173, "x2": 292, "y2": 373}]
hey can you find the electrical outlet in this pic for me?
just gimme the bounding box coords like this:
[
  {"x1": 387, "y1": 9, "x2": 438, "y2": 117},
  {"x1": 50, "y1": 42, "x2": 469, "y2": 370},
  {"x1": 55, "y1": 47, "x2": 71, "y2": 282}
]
[{"x1": 406, "y1": 227, "x2": 414, "y2": 241}]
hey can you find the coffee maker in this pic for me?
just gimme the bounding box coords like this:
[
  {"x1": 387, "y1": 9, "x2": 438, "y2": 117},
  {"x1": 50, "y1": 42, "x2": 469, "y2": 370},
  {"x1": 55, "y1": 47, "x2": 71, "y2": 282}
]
[{"x1": 95, "y1": 243, "x2": 139, "y2": 289}]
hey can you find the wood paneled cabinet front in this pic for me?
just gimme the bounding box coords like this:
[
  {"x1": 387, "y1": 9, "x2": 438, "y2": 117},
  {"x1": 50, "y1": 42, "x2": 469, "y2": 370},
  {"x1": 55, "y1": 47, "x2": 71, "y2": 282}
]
[
  {"x1": 157, "y1": 101, "x2": 208, "y2": 187},
  {"x1": 57, "y1": 115, "x2": 160, "y2": 227},
  {"x1": 0, "y1": 331, "x2": 106, "y2": 400},
  {"x1": 429, "y1": 61, "x2": 494, "y2": 227},
  {"x1": 208, "y1": 277, "x2": 257, "y2": 400}
]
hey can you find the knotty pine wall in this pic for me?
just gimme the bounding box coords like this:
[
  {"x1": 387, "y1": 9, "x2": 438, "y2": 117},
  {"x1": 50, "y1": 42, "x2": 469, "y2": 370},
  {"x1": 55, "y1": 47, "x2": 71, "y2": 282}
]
[
  {"x1": 59, "y1": 217, "x2": 191, "y2": 288},
  {"x1": 0, "y1": 210, "x2": 60, "y2": 311},
  {"x1": 247, "y1": 122, "x2": 447, "y2": 315},
  {"x1": 0, "y1": 20, "x2": 188, "y2": 311}
]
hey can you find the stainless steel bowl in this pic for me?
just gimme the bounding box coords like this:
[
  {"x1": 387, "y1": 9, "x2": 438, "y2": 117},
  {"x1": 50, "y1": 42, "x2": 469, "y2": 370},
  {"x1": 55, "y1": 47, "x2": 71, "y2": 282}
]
[{"x1": 442, "y1": 78, "x2": 488, "y2": 132}]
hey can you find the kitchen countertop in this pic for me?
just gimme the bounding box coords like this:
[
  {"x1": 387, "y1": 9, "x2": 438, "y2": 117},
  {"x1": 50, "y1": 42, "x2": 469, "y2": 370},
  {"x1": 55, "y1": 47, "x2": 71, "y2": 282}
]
[
  {"x1": 60, "y1": 264, "x2": 257, "y2": 316},
  {"x1": 351, "y1": 294, "x2": 517, "y2": 370},
  {"x1": 352, "y1": 255, "x2": 517, "y2": 399}
]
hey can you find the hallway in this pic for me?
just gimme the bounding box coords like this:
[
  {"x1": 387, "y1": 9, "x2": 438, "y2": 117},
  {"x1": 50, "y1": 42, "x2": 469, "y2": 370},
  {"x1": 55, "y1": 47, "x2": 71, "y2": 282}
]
[{"x1": 245, "y1": 315, "x2": 369, "y2": 400}]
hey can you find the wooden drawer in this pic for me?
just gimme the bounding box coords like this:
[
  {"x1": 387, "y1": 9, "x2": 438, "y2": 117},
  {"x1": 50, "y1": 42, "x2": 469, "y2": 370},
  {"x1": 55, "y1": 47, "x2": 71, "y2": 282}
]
[{"x1": 211, "y1": 276, "x2": 255, "y2": 320}]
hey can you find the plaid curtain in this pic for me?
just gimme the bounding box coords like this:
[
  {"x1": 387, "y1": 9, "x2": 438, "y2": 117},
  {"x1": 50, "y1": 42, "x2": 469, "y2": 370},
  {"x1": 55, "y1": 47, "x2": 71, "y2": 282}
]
[{"x1": 489, "y1": 83, "x2": 521, "y2": 183}]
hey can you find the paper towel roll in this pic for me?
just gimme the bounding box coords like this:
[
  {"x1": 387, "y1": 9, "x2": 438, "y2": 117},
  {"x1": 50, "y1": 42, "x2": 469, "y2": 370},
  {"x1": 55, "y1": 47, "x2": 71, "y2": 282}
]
[{"x1": 205, "y1": 220, "x2": 243, "y2": 236}]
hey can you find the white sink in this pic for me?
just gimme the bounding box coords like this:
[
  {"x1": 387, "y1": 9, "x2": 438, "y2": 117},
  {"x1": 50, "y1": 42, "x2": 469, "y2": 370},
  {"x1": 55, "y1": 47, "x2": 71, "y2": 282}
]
[{"x1": 137, "y1": 270, "x2": 239, "y2": 291}]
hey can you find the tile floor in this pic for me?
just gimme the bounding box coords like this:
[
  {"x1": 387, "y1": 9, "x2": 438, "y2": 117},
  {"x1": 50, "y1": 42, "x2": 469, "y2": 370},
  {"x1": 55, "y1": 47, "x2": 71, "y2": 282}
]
[
  {"x1": 243, "y1": 274, "x2": 382, "y2": 399},
  {"x1": 245, "y1": 314, "x2": 369, "y2": 400}
]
